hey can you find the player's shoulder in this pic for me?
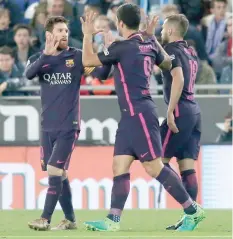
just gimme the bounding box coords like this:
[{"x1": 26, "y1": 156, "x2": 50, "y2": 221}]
[
  {"x1": 164, "y1": 42, "x2": 181, "y2": 53},
  {"x1": 29, "y1": 51, "x2": 42, "y2": 61},
  {"x1": 109, "y1": 40, "x2": 126, "y2": 49},
  {"x1": 26, "y1": 51, "x2": 43, "y2": 65},
  {"x1": 66, "y1": 47, "x2": 82, "y2": 56}
]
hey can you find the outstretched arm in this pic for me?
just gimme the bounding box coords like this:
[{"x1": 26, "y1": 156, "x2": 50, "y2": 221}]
[{"x1": 80, "y1": 13, "x2": 103, "y2": 67}]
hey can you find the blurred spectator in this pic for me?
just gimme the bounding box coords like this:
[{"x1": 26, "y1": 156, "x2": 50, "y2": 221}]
[
  {"x1": 155, "y1": 4, "x2": 209, "y2": 61},
  {"x1": 203, "y1": 0, "x2": 229, "y2": 60},
  {"x1": 93, "y1": 15, "x2": 118, "y2": 52},
  {"x1": 13, "y1": 24, "x2": 38, "y2": 72},
  {"x1": 212, "y1": 16, "x2": 232, "y2": 83},
  {"x1": 47, "y1": 0, "x2": 72, "y2": 17},
  {"x1": 14, "y1": 0, "x2": 37, "y2": 23},
  {"x1": 0, "y1": 0, "x2": 24, "y2": 26},
  {"x1": 0, "y1": 46, "x2": 25, "y2": 96},
  {"x1": 84, "y1": 3, "x2": 102, "y2": 16},
  {"x1": 25, "y1": 0, "x2": 73, "y2": 20},
  {"x1": 107, "y1": 0, "x2": 123, "y2": 22},
  {"x1": 173, "y1": 0, "x2": 204, "y2": 25},
  {"x1": 30, "y1": 7, "x2": 48, "y2": 48},
  {"x1": 30, "y1": 0, "x2": 82, "y2": 49},
  {"x1": 196, "y1": 60, "x2": 217, "y2": 94},
  {"x1": 0, "y1": 8, "x2": 15, "y2": 48},
  {"x1": 216, "y1": 110, "x2": 232, "y2": 143}
]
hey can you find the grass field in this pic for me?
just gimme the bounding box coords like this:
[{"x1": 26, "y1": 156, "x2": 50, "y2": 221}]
[{"x1": 0, "y1": 210, "x2": 231, "y2": 239}]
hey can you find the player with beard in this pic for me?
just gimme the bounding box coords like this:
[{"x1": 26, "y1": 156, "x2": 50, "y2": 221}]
[
  {"x1": 26, "y1": 16, "x2": 110, "y2": 231},
  {"x1": 160, "y1": 14, "x2": 205, "y2": 231}
]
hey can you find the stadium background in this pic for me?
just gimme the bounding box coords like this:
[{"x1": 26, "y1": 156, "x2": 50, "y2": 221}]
[{"x1": 0, "y1": 0, "x2": 232, "y2": 213}]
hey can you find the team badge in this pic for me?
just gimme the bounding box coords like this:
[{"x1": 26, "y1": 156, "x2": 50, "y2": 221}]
[{"x1": 66, "y1": 59, "x2": 74, "y2": 67}]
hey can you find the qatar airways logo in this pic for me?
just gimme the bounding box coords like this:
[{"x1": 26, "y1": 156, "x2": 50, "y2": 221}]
[{"x1": 43, "y1": 73, "x2": 72, "y2": 85}]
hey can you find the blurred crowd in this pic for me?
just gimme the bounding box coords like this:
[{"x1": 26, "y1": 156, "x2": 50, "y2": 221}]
[{"x1": 0, "y1": 0, "x2": 232, "y2": 96}]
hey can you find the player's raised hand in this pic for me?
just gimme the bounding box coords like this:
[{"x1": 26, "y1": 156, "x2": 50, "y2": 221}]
[
  {"x1": 44, "y1": 32, "x2": 59, "y2": 55},
  {"x1": 167, "y1": 111, "x2": 179, "y2": 133},
  {"x1": 80, "y1": 11, "x2": 100, "y2": 35},
  {"x1": 145, "y1": 15, "x2": 159, "y2": 36},
  {"x1": 103, "y1": 31, "x2": 116, "y2": 48}
]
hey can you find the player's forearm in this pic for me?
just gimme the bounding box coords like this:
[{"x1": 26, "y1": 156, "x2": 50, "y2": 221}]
[
  {"x1": 25, "y1": 54, "x2": 49, "y2": 80},
  {"x1": 155, "y1": 39, "x2": 172, "y2": 70},
  {"x1": 82, "y1": 34, "x2": 101, "y2": 67},
  {"x1": 90, "y1": 65, "x2": 112, "y2": 80},
  {"x1": 168, "y1": 76, "x2": 184, "y2": 113}
]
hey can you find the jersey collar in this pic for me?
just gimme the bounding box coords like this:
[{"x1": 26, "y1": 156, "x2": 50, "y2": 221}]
[{"x1": 127, "y1": 32, "x2": 143, "y2": 41}]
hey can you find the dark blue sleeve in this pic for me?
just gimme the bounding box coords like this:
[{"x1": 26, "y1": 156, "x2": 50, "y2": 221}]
[
  {"x1": 90, "y1": 65, "x2": 112, "y2": 80},
  {"x1": 97, "y1": 42, "x2": 122, "y2": 65},
  {"x1": 25, "y1": 53, "x2": 52, "y2": 80},
  {"x1": 165, "y1": 45, "x2": 182, "y2": 70}
]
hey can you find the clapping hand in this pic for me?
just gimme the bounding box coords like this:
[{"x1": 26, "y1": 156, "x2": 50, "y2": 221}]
[{"x1": 44, "y1": 32, "x2": 60, "y2": 56}]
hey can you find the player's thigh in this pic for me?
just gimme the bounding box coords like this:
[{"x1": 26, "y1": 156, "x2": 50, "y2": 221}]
[
  {"x1": 177, "y1": 114, "x2": 201, "y2": 168},
  {"x1": 40, "y1": 131, "x2": 54, "y2": 171},
  {"x1": 48, "y1": 129, "x2": 79, "y2": 170},
  {"x1": 112, "y1": 155, "x2": 135, "y2": 177},
  {"x1": 114, "y1": 119, "x2": 135, "y2": 159},
  {"x1": 131, "y1": 110, "x2": 162, "y2": 163},
  {"x1": 161, "y1": 115, "x2": 195, "y2": 159}
]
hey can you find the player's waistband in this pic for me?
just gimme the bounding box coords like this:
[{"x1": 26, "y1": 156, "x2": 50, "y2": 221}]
[{"x1": 120, "y1": 105, "x2": 158, "y2": 118}]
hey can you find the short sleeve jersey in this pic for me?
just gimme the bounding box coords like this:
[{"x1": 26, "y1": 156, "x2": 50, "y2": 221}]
[
  {"x1": 162, "y1": 41, "x2": 201, "y2": 116},
  {"x1": 97, "y1": 33, "x2": 165, "y2": 116}
]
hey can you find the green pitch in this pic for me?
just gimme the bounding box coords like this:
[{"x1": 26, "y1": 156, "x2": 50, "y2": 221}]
[{"x1": 0, "y1": 210, "x2": 231, "y2": 239}]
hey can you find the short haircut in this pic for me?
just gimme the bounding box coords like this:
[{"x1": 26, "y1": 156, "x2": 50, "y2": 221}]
[
  {"x1": 162, "y1": 4, "x2": 179, "y2": 14},
  {"x1": 0, "y1": 46, "x2": 14, "y2": 57},
  {"x1": 44, "y1": 16, "x2": 68, "y2": 32},
  {"x1": 116, "y1": 3, "x2": 141, "y2": 30},
  {"x1": 211, "y1": 0, "x2": 228, "y2": 7},
  {"x1": 0, "y1": 7, "x2": 10, "y2": 18},
  {"x1": 13, "y1": 24, "x2": 32, "y2": 36},
  {"x1": 165, "y1": 14, "x2": 189, "y2": 37}
]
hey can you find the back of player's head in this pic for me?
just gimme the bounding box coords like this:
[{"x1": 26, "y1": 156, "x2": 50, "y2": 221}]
[
  {"x1": 116, "y1": 3, "x2": 141, "y2": 30},
  {"x1": 165, "y1": 14, "x2": 189, "y2": 37},
  {"x1": 45, "y1": 16, "x2": 68, "y2": 32},
  {"x1": 0, "y1": 46, "x2": 14, "y2": 58}
]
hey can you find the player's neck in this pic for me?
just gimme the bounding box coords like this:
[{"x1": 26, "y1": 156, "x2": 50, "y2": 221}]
[
  {"x1": 169, "y1": 37, "x2": 183, "y2": 43},
  {"x1": 124, "y1": 30, "x2": 138, "y2": 39}
]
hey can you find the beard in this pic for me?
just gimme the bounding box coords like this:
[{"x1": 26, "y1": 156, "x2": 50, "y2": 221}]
[
  {"x1": 57, "y1": 40, "x2": 68, "y2": 51},
  {"x1": 161, "y1": 34, "x2": 169, "y2": 45}
]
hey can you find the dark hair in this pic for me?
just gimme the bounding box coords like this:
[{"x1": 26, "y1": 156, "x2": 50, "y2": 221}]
[
  {"x1": 13, "y1": 24, "x2": 32, "y2": 36},
  {"x1": 0, "y1": 46, "x2": 14, "y2": 57},
  {"x1": 116, "y1": 3, "x2": 141, "y2": 30},
  {"x1": 212, "y1": 0, "x2": 227, "y2": 7},
  {"x1": 166, "y1": 14, "x2": 189, "y2": 37},
  {"x1": 44, "y1": 16, "x2": 68, "y2": 32}
]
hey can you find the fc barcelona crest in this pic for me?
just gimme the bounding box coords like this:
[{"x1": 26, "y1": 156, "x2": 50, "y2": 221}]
[{"x1": 66, "y1": 59, "x2": 74, "y2": 67}]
